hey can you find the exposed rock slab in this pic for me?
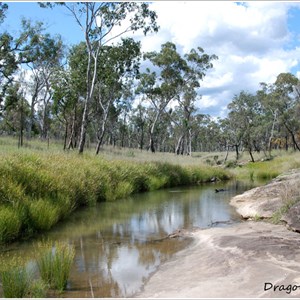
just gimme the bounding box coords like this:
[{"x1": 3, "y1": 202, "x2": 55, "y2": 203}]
[
  {"x1": 230, "y1": 169, "x2": 300, "y2": 219},
  {"x1": 136, "y1": 222, "x2": 300, "y2": 298},
  {"x1": 282, "y1": 203, "x2": 300, "y2": 232}
]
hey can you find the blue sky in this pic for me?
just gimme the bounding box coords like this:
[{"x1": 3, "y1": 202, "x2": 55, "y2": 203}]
[
  {"x1": 2, "y1": 2, "x2": 83, "y2": 45},
  {"x1": 2, "y1": 1, "x2": 300, "y2": 118}
]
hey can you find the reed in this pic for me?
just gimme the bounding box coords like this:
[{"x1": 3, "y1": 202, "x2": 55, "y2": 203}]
[
  {"x1": 0, "y1": 255, "x2": 30, "y2": 298},
  {"x1": 36, "y1": 241, "x2": 75, "y2": 292},
  {"x1": 0, "y1": 206, "x2": 21, "y2": 243}
]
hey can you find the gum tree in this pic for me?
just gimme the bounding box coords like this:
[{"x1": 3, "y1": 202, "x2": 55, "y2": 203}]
[
  {"x1": 138, "y1": 42, "x2": 217, "y2": 153},
  {"x1": 40, "y1": 2, "x2": 159, "y2": 153}
]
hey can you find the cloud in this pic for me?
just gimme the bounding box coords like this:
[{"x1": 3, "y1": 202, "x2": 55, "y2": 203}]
[{"x1": 136, "y1": 1, "x2": 300, "y2": 117}]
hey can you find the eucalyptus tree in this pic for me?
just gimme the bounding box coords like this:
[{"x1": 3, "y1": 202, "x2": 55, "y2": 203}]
[
  {"x1": 258, "y1": 73, "x2": 300, "y2": 152},
  {"x1": 138, "y1": 42, "x2": 217, "y2": 153},
  {"x1": 176, "y1": 48, "x2": 217, "y2": 155},
  {"x1": 273, "y1": 73, "x2": 300, "y2": 151},
  {"x1": 94, "y1": 38, "x2": 141, "y2": 154},
  {"x1": 1, "y1": 82, "x2": 29, "y2": 147},
  {"x1": 227, "y1": 91, "x2": 262, "y2": 162},
  {"x1": 22, "y1": 30, "x2": 65, "y2": 138},
  {"x1": 0, "y1": 15, "x2": 63, "y2": 138},
  {"x1": 0, "y1": 3, "x2": 8, "y2": 23},
  {"x1": 51, "y1": 42, "x2": 88, "y2": 149},
  {"x1": 129, "y1": 103, "x2": 148, "y2": 150},
  {"x1": 40, "y1": 2, "x2": 158, "y2": 153},
  {"x1": 0, "y1": 3, "x2": 15, "y2": 102}
]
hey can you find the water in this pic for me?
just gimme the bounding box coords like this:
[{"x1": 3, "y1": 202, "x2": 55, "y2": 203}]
[{"x1": 1, "y1": 179, "x2": 259, "y2": 297}]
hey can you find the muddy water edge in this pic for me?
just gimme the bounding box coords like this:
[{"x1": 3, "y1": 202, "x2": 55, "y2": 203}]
[{"x1": 0, "y1": 179, "x2": 263, "y2": 297}]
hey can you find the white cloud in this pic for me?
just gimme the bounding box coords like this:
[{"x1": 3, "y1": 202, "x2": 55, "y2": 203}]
[{"x1": 135, "y1": 1, "x2": 300, "y2": 117}]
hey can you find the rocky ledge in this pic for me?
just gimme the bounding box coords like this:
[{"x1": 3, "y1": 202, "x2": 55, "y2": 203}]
[
  {"x1": 230, "y1": 169, "x2": 300, "y2": 231},
  {"x1": 136, "y1": 222, "x2": 300, "y2": 298}
]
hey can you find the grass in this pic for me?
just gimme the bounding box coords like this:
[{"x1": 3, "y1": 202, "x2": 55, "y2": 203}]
[
  {"x1": 231, "y1": 150, "x2": 300, "y2": 182},
  {"x1": 36, "y1": 241, "x2": 75, "y2": 292},
  {"x1": 0, "y1": 137, "x2": 231, "y2": 244},
  {"x1": 0, "y1": 256, "x2": 30, "y2": 298},
  {"x1": 0, "y1": 254, "x2": 47, "y2": 298},
  {"x1": 0, "y1": 240, "x2": 74, "y2": 297},
  {"x1": 2, "y1": 136, "x2": 300, "y2": 244},
  {"x1": 270, "y1": 199, "x2": 298, "y2": 224}
]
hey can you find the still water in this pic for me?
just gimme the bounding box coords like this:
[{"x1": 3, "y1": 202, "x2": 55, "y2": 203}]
[{"x1": 2, "y1": 180, "x2": 258, "y2": 297}]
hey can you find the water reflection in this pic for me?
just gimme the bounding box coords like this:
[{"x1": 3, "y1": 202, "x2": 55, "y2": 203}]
[{"x1": 1, "y1": 180, "x2": 258, "y2": 297}]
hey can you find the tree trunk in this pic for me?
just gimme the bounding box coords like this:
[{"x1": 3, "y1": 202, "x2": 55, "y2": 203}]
[
  {"x1": 268, "y1": 110, "x2": 277, "y2": 156},
  {"x1": 175, "y1": 135, "x2": 184, "y2": 155},
  {"x1": 148, "y1": 111, "x2": 160, "y2": 153},
  {"x1": 235, "y1": 144, "x2": 240, "y2": 161},
  {"x1": 223, "y1": 145, "x2": 229, "y2": 165},
  {"x1": 139, "y1": 125, "x2": 144, "y2": 150},
  {"x1": 149, "y1": 134, "x2": 155, "y2": 153},
  {"x1": 78, "y1": 42, "x2": 100, "y2": 154},
  {"x1": 284, "y1": 124, "x2": 300, "y2": 151},
  {"x1": 63, "y1": 121, "x2": 68, "y2": 151},
  {"x1": 249, "y1": 148, "x2": 255, "y2": 162},
  {"x1": 18, "y1": 99, "x2": 24, "y2": 148}
]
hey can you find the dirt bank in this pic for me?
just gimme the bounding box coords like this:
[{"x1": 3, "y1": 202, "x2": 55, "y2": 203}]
[{"x1": 136, "y1": 170, "x2": 300, "y2": 298}]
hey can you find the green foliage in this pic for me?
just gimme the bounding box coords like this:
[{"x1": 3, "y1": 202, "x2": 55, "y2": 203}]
[{"x1": 36, "y1": 241, "x2": 75, "y2": 292}]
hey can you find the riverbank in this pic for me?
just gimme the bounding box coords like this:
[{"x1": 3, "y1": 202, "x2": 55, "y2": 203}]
[
  {"x1": 136, "y1": 169, "x2": 300, "y2": 298},
  {"x1": 0, "y1": 151, "x2": 230, "y2": 244}
]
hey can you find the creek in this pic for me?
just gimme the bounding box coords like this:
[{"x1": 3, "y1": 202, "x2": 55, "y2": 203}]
[{"x1": 1, "y1": 179, "x2": 260, "y2": 297}]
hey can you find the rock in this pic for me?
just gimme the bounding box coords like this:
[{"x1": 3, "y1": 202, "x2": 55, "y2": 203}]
[
  {"x1": 230, "y1": 169, "x2": 300, "y2": 219},
  {"x1": 281, "y1": 203, "x2": 300, "y2": 232},
  {"x1": 215, "y1": 188, "x2": 226, "y2": 193},
  {"x1": 136, "y1": 222, "x2": 300, "y2": 298}
]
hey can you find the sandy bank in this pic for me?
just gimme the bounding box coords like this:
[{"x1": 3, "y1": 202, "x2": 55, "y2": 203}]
[{"x1": 136, "y1": 170, "x2": 300, "y2": 298}]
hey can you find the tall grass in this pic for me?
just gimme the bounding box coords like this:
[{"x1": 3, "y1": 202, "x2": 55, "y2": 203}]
[
  {"x1": 0, "y1": 254, "x2": 47, "y2": 298},
  {"x1": 0, "y1": 257, "x2": 29, "y2": 298},
  {"x1": 36, "y1": 241, "x2": 75, "y2": 292},
  {"x1": 0, "y1": 147, "x2": 231, "y2": 244}
]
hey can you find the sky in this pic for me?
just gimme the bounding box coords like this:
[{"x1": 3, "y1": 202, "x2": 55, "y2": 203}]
[{"x1": 2, "y1": 1, "x2": 300, "y2": 118}]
